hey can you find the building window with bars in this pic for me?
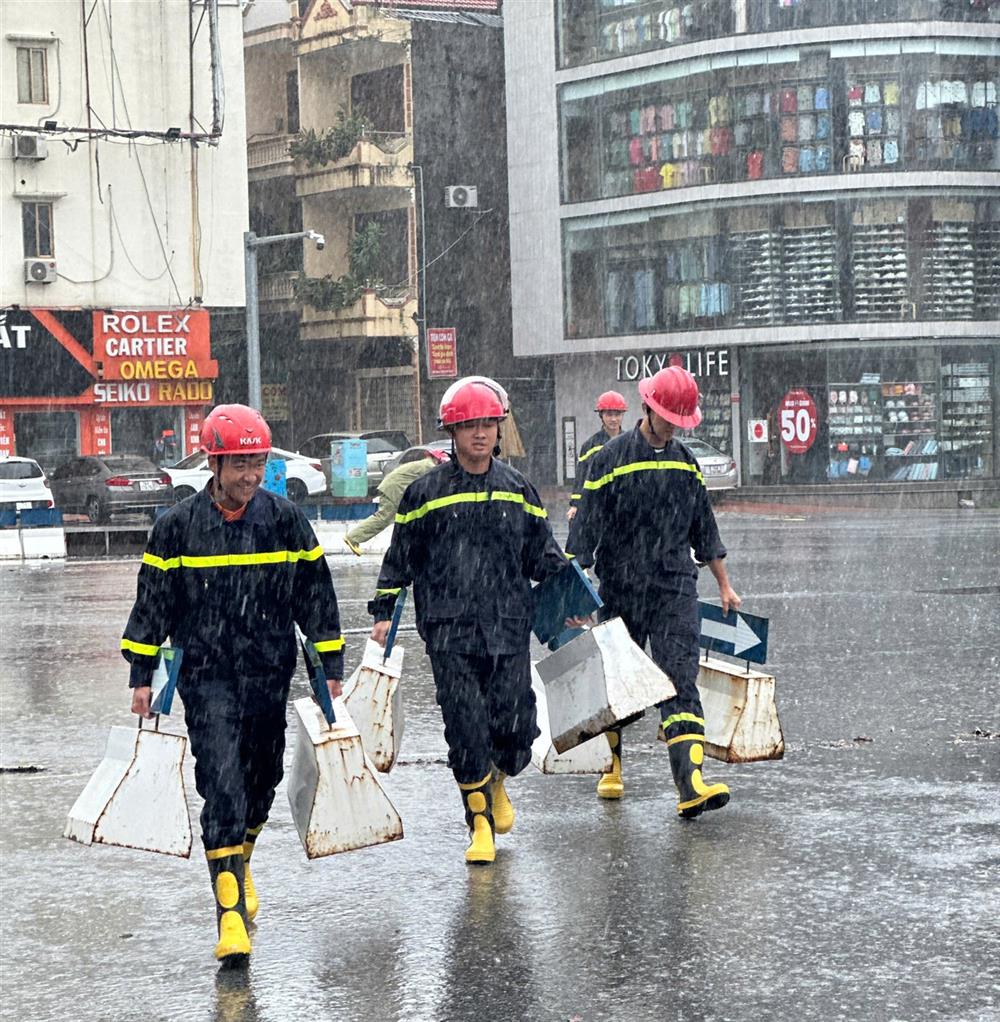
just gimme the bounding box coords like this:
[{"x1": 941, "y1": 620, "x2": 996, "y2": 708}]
[
  {"x1": 22, "y1": 202, "x2": 54, "y2": 258},
  {"x1": 16, "y1": 47, "x2": 48, "y2": 104}
]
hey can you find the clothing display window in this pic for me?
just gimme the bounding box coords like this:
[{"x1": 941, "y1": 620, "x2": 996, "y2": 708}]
[
  {"x1": 661, "y1": 236, "x2": 733, "y2": 327},
  {"x1": 845, "y1": 77, "x2": 901, "y2": 170},
  {"x1": 777, "y1": 81, "x2": 832, "y2": 176},
  {"x1": 940, "y1": 360, "x2": 993, "y2": 479},
  {"x1": 827, "y1": 383, "x2": 881, "y2": 481},
  {"x1": 594, "y1": 0, "x2": 732, "y2": 61},
  {"x1": 912, "y1": 76, "x2": 998, "y2": 167},
  {"x1": 850, "y1": 203, "x2": 909, "y2": 321},
  {"x1": 881, "y1": 381, "x2": 939, "y2": 481},
  {"x1": 781, "y1": 222, "x2": 841, "y2": 322}
]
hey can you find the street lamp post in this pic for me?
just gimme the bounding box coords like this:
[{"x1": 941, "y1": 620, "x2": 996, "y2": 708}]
[{"x1": 243, "y1": 228, "x2": 325, "y2": 411}]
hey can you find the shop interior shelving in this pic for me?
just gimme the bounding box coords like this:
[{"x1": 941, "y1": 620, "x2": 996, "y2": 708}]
[
  {"x1": 827, "y1": 382, "x2": 881, "y2": 480},
  {"x1": 851, "y1": 221, "x2": 909, "y2": 321},
  {"x1": 881, "y1": 380, "x2": 939, "y2": 481},
  {"x1": 920, "y1": 220, "x2": 977, "y2": 320},
  {"x1": 940, "y1": 362, "x2": 993, "y2": 479}
]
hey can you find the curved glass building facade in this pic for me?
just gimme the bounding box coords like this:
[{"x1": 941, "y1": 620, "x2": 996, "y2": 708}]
[{"x1": 505, "y1": 7, "x2": 999, "y2": 489}]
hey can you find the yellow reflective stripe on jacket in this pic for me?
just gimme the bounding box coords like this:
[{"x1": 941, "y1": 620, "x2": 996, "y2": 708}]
[
  {"x1": 143, "y1": 547, "x2": 324, "y2": 570},
  {"x1": 584, "y1": 459, "x2": 704, "y2": 491},
  {"x1": 142, "y1": 552, "x2": 181, "y2": 571},
  {"x1": 121, "y1": 637, "x2": 160, "y2": 658},
  {"x1": 577, "y1": 443, "x2": 604, "y2": 463},
  {"x1": 313, "y1": 637, "x2": 345, "y2": 653},
  {"x1": 376, "y1": 587, "x2": 401, "y2": 596},
  {"x1": 396, "y1": 490, "x2": 547, "y2": 524}
]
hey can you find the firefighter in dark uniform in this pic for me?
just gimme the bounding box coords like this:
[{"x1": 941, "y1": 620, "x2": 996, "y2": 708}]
[
  {"x1": 566, "y1": 390, "x2": 628, "y2": 521},
  {"x1": 368, "y1": 377, "x2": 579, "y2": 865},
  {"x1": 121, "y1": 404, "x2": 343, "y2": 963},
  {"x1": 566, "y1": 367, "x2": 741, "y2": 817}
]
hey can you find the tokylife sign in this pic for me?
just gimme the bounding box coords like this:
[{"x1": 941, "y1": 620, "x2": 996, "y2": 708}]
[{"x1": 698, "y1": 602, "x2": 769, "y2": 664}]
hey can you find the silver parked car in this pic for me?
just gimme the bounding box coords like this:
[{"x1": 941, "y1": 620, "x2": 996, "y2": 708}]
[
  {"x1": 683, "y1": 437, "x2": 737, "y2": 492},
  {"x1": 48, "y1": 455, "x2": 174, "y2": 523}
]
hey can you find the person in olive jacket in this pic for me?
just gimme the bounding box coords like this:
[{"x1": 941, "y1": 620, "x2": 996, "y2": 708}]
[
  {"x1": 343, "y1": 447, "x2": 449, "y2": 555},
  {"x1": 121, "y1": 404, "x2": 343, "y2": 965}
]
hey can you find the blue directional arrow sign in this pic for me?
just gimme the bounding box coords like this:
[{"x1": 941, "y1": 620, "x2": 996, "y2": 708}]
[{"x1": 698, "y1": 602, "x2": 769, "y2": 664}]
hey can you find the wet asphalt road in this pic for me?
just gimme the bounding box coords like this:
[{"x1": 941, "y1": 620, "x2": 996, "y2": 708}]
[{"x1": 1, "y1": 509, "x2": 998, "y2": 1022}]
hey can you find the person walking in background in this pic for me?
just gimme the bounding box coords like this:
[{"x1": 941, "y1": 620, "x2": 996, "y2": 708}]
[
  {"x1": 122, "y1": 404, "x2": 343, "y2": 964},
  {"x1": 566, "y1": 367, "x2": 740, "y2": 818},
  {"x1": 343, "y1": 447, "x2": 449, "y2": 555},
  {"x1": 567, "y1": 391, "x2": 628, "y2": 520}
]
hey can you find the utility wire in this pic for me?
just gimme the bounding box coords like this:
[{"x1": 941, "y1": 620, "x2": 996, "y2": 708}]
[{"x1": 385, "y1": 207, "x2": 495, "y2": 291}]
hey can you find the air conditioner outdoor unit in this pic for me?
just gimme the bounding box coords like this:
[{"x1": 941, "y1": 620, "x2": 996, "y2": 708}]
[
  {"x1": 24, "y1": 259, "x2": 57, "y2": 284},
  {"x1": 444, "y1": 185, "x2": 478, "y2": 209},
  {"x1": 14, "y1": 134, "x2": 48, "y2": 160}
]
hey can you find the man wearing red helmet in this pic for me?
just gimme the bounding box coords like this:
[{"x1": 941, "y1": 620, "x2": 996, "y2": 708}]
[
  {"x1": 567, "y1": 390, "x2": 628, "y2": 522},
  {"x1": 368, "y1": 377, "x2": 577, "y2": 865},
  {"x1": 566, "y1": 367, "x2": 741, "y2": 817},
  {"x1": 121, "y1": 404, "x2": 344, "y2": 964}
]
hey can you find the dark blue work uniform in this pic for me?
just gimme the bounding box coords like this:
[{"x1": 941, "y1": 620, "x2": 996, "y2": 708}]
[
  {"x1": 369, "y1": 457, "x2": 568, "y2": 784},
  {"x1": 565, "y1": 423, "x2": 726, "y2": 718},
  {"x1": 121, "y1": 486, "x2": 343, "y2": 850},
  {"x1": 568, "y1": 427, "x2": 615, "y2": 509}
]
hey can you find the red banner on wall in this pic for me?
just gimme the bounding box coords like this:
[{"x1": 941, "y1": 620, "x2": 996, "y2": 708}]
[
  {"x1": 426, "y1": 328, "x2": 458, "y2": 380},
  {"x1": 0, "y1": 406, "x2": 15, "y2": 458}
]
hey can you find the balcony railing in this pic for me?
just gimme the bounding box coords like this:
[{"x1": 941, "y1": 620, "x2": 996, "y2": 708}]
[
  {"x1": 258, "y1": 271, "x2": 299, "y2": 308},
  {"x1": 295, "y1": 132, "x2": 413, "y2": 197},
  {"x1": 300, "y1": 288, "x2": 418, "y2": 342},
  {"x1": 247, "y1": 134, "x2": 295, "y2": 178}
]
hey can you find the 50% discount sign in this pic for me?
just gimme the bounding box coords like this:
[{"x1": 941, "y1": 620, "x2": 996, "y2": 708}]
[{"x1": 778, "y1": 389, "x2": 818, "y2": 454}]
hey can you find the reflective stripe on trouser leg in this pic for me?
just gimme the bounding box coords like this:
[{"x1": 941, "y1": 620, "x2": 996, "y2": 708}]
[{"x1": 429, "y1": 650, "x2": 539, "y2": 786}]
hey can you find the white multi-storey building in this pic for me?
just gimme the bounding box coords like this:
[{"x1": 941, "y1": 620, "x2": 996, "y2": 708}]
[
  {"x1": 506, "y1": 0, "x2": 999, "y2": 501},
  {"x1": 0, "y1": 0, "x2": 249, "y2": 465}
]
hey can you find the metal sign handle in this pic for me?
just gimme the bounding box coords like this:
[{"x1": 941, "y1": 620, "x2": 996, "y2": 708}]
[{"x1": 383, "y1": 589, "x2": 407, "y2": 664}]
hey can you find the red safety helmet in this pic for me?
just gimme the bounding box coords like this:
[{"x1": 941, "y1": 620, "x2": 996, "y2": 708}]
[
  {"x1": 437, "y1": 377, "x2": 508, "y2": 429},
  {"x1": 200, "y1": 404, "x2": 272, "y2": 457},
  {"x1": 595, "y1": 390, "x2": 628, "y2": 413},
  {"x1": 637, "y1": 366, "x2": 702, "y2": 429}
]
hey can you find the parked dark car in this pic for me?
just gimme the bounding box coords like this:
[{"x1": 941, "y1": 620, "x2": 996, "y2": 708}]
[
  {"x1": 298, "y1": 430, "x2": 410, "y2": 494},
  {"x1": 48, "y1": 455, "x2": 174, "y2": 523}
]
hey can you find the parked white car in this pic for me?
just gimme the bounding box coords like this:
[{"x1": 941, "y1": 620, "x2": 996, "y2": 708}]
[
  {"x1": 166, "y1": 447, "x2": 326, "y2": 504},
  {"x1": 0, "y1": 456, "x2": 55, "y2": 511}
]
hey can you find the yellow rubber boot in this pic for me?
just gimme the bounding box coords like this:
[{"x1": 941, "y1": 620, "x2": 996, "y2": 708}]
[
  {"x1": 663, "y1": 716, "x2": 730, "y2": 820},
  {"x1": 242, "y1": 823, "x2": 264, "y2": 922},
  {"x1": 596, "y1": 730, "x2": 624, "y2": 799},
  {"x1": 491, "y1": 772, "x2": 515, "y2": 834},
  {"x1": 459, "y1": 773, "x2": 496, "y2": 865},
  {"x1": 207, "y1": 846, "x2": 252, "y2": 962}
]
